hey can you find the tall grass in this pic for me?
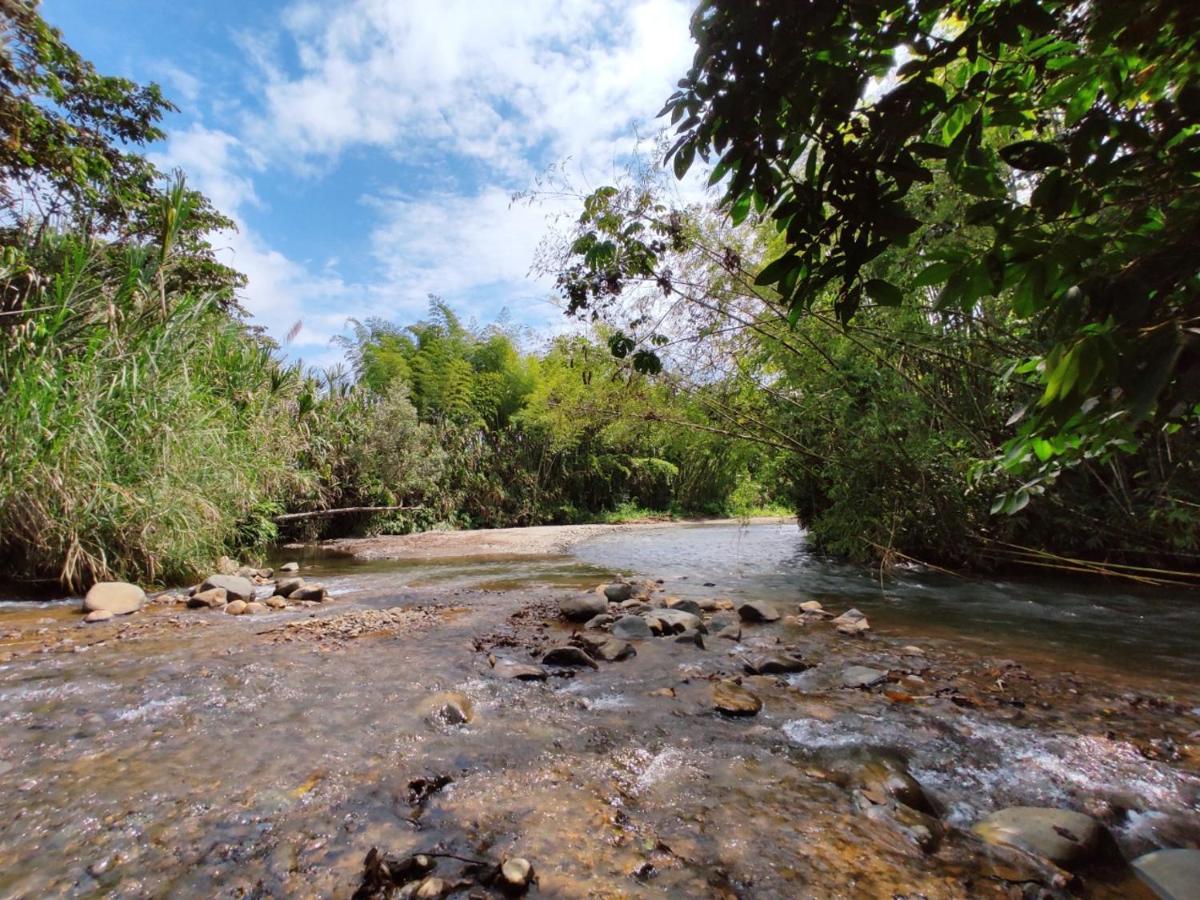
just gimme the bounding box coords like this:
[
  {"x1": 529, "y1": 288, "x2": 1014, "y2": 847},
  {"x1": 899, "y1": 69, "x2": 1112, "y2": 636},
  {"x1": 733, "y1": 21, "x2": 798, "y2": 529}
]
[{"x1": 0, "y1": 232, "x2": 299, "y2": 589}]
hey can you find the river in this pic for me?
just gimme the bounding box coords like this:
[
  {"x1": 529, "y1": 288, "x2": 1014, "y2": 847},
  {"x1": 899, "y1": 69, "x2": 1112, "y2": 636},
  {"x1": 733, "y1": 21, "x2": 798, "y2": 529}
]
[{"x1": 0, "y1": 521, "x2": 1195, "y2": 897}]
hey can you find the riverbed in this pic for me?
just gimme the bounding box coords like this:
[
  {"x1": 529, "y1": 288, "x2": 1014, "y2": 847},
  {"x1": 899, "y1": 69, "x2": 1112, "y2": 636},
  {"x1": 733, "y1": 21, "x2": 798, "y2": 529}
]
[{"x1": 0, "y1": 521, "x2": 1196, "y2": 897}]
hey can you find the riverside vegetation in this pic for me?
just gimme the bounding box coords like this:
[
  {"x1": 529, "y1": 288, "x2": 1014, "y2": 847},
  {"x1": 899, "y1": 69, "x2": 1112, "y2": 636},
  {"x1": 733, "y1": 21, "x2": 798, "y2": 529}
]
[{"x1": 3, "y1": 1, "x2": 1200, "y2": 589}]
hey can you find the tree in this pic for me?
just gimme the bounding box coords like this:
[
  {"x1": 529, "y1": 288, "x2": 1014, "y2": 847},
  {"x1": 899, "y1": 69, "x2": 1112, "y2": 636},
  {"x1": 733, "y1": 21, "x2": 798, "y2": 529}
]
[{"x1": 659, "y1": 0, "x2": 1200, "y2": 506}]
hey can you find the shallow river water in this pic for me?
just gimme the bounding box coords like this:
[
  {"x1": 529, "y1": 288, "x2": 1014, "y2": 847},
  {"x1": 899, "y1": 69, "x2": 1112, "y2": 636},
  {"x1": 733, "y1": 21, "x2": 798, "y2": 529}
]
[{"x1": 0, "y1": 522, "x2": 1196, "y2": 898}]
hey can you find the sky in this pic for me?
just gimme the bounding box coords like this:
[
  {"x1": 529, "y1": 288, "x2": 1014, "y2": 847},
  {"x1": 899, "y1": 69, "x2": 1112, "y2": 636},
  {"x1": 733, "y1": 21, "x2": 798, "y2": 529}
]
[{"x1": 42, "y1": 0, "x2": 699, "y2": 366}]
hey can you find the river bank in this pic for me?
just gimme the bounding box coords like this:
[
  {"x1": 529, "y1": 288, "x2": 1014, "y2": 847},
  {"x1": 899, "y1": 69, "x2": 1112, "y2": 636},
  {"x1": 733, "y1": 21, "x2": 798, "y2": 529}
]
[{"x1": 0, "y1": 523, "x2": 1197, "y2": 897}]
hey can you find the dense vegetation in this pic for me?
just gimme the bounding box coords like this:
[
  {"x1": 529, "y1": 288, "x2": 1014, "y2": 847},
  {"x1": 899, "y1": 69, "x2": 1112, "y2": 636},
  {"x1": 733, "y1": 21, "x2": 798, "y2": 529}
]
[{"x1": 2, "y1": 0, "x2": 1198, "y2": 588}]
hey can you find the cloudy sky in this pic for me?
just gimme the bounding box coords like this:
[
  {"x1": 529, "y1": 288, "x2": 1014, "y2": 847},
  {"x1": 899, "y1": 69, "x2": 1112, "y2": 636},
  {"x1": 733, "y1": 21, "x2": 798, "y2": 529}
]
[{"x1": 43, "y1": 0, "x2": 698, "y2": 364}]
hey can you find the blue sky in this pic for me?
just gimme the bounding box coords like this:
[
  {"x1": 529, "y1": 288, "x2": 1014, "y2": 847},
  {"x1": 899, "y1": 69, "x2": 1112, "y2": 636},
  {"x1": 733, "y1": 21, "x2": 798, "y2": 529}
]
[{"x1": 42, "y1": 0, "x2": 697, "y2": 365}]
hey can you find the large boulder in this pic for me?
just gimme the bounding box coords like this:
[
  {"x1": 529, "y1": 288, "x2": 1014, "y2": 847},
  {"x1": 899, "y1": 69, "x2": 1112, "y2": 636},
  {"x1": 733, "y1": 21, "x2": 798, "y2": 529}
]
[
  {"x1": 82, "y1": 582, "x2": 145, "y2": 616},
  {"x1": 612, "y1": 615, "x2": 654, "y2": 640},
  {"x1": 603, "y1": 582, "x2": 633, "y2": 602},
  {"x1": 1132, "y1": 848, "x2": 1200, "y2": 899},
  {"x1": 273, "y1": 577, "x2": 305, "y2": 597},
  {"x1": 650, "y1": 608, "x2": 703, "y2": 634},
  {"x1": 200, "y1": 574, "x2": 254, "y2": 602},
  {"x1": 665, "y1": 597, "x2": 704, "y2": 616},
  {"x1": 737, "y1": 600, "x2": 781, "y2": 623},
  {"x1": 290, "y1": 584, "x2": 328, "y2": 602},
  {"x1": 972, "y1": 807, "x2": 1105, "y2": 869},
  {"x1": 560, "y1": 593, "x2": 608, "y2": 622}
]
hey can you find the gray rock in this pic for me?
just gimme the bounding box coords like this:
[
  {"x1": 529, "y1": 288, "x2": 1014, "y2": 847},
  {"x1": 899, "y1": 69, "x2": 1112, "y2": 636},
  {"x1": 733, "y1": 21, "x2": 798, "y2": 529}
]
[
  {"x1": 188, "y1": 587, "x2": 227, "y2": 609},
  {"x1": 737, "y1": 600, "x2": 781, "y2": 623},
  {"x1": 82, "y1": 582, "x2": 145, "y2": 615},
  {"x1": 651, "y1": 608, "x2": 703, "y2": 633},
  {"x1": 715, "y1": 625, "x2": 743, "y2": 642},
  {"x1": 745, "y1": 653, "x2": 808, "y2": 675},
  {"x1": 200, "y1": 574, "x2": 255, "y2": 602},
  {"x1": 493, "y1": 659, "x2": 548, "y2": 681},
  {"x1": 273, "y1": 577, "x2": 305, "y2": 597},
  {"x1": 83, "y1": 609, "x2": 114, "y2": 624},
  {"x1": 584, "y1": 613, "x2": 614, "y2": 630},
  {"x1": 612, "y1": 615, "x2": 654, "y2": 640},
  {"x1": 842, "y1": 666, "x2": 888, "y2": 688},
  {"x1": 560, "y1": 593, "x2": 608, "y2": 622},
  {"x1": 1132, "y1": 848, "x2": 1200, "y2": 899},
  {"x1": 596, "y1": 639, "x2": 636, "y2": 662},
  {"x1": 674, "y1": 629, "x2": 705, "y2": 648},
  {"x1": 972, "y1": 807, "x2": 1105, "y2": 869},
  {"x1": 225, "y1": 599, "x2": 249, "y2": 616},
  {"x1": 665, "y1": 598, "x2": 704, "y2": 616},
  {"x1": 279, "y1": 562, "x2": 300, "y2": 574},
  {"x1": 603, "y1": 583, "x2": 633, "y2": 602},
  {"x1": 290, "y1": 584, "x2": 327, "y2": 602},
  {"x1": 542, "y1": 646, "x2": 599, "y2": 669},
  {"x1": 712, "y1": 680, "x2": 762, "y2": 716}
]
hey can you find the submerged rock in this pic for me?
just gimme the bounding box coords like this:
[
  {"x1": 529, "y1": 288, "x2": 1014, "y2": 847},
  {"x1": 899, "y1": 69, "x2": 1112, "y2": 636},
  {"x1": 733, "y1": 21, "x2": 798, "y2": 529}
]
[
  {"x1": 737, "y1": 600, "x2": 781, "y2": 623},
  {"x1": 274, "y1": 577, "x2": 305, "y2": 597},
  {"x1": 612, "y1": 615, "x2": 653, "y2": 640},
  {"x1": 200, "y1": 574, "x2": 254, "y2": 602},
  {"x1": 560, "y1": 593, "x2": 608, "y2": 621},
  {"x1": 542, "y1": 646, "x2": 599, "y2": 669},
  {"x1": 842, "y1": 666, "x2": 888, "y2": 688},
  {"x1": 972, "y1": 806, "x2": 1105, "y2": 869},
  {"x1": 188, "y1": 587, "x2": 227, "y2": 609},
  {"x1": 603, "y1": 583, "x2": 633, "y2": 602},
  {"x1": 493, "y1": 659, "x2": 548, "y2": 681},
  {"x1": 745, "y1": 653, "x2": 808, "y2": 675},
  {"x1": 858, "y1": 756, "x2": 935, "y2": 814},
  {"x1": 426, "y1": 691, "x2": 474, "y2": 725},
  {"x1": 584, "y1": 613, "x2": 614, "y2": 630},
  {"x1": 1132, "y1": 848, "x2": 1200, "y2": 899},
  {"x1": 712, "y1": 680, "x2": 762, "y2": 716},
  {"x1": 83, "y1": 610, "x2": 114, "y2": 624},
  {"x1": 82, "y1": 582, "x2": 145, "y2": 616}
]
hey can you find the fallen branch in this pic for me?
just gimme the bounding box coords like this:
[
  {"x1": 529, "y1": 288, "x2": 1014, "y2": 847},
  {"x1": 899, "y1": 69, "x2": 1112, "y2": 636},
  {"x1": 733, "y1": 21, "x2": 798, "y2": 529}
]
[{"x1": 274, "y1": 505, "x2": 422, "y2": 523}]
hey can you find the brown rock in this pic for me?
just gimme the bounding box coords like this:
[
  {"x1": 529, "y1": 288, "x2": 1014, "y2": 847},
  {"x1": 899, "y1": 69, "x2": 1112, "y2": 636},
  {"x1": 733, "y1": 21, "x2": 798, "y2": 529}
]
[
  {"x1": 712, "y1": 680, "x2": 762, "y2": 716},
  {"x1": 225, "y1": 600, "x2": 248, "y2": 616},
  {"x1": 82, "y1": 582, "x2": 145, "y2": 616}
]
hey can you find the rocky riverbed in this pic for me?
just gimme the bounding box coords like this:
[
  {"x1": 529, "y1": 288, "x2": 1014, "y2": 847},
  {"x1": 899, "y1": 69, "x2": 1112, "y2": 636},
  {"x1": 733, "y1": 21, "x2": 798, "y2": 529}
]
[{"x1": 0, "y1": 527, "x2": 1197, "y2": 898}]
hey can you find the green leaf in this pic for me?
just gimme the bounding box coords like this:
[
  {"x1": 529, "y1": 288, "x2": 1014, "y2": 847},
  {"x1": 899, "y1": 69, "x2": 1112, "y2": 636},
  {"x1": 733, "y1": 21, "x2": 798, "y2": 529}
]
[
  {"x1": 863, "y1": 278, "x2": 903, "y2": 307},
  {"x1": 730, "y1": 193, "x2": 753, "y2": 226},
  {"x1": 912, "y1": 261, "x2": 955, "y2": 287}
]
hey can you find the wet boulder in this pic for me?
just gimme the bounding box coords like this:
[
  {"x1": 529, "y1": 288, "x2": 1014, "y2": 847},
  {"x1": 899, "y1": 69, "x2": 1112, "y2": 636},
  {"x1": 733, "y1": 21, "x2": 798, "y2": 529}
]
[
  {"x1": 425, "y1": 691, "x2": 474, "y2": 725},
  {"x1": 542, "y1": 646, "x2": 599, "y2": 669},
  {"x1": 82, "y1": 582, "x2": 145, "y2": 616},
  {"x1": 612, "y1": 615, "x2": 654, "y2": 640},
  {"x1": 712, "y1": 680, "x2": 762, "y2": 716},
  {"x1": 737, "y1": 600, "x2": 781, "y2": 623},
  {"x1": 188, "y1": 587, "x2": 228, "y2": 609},
  {"x1": 492, "y1": 659, "x2": 548, "y2": 681},
  {"x1": 858, "y1": 756, "x2": 936, "y2": 814},
  {"x1": 291, "y1": 584, "x2": 328, "y2": 602},
  {"x1": 200, "y1": 573, "x2": 255, "y2": 602},
  {"x1": 560, "y1": 593, "x2": 608, "y2": 622},
  {"x1": 596, "y1": 639, "x2": 636, "y2": 662},
  {"x1": 274, "y1": 576, "x2": 305, "y2": 597},
  {"x1": 603, "y1": 583, "x2": 633, "y2": 602},
  {"x1": 501, "y1": 857, "x2": 534, "y2": 892},
  {"x1": 665, "y1": 597, "x2": 704, "y2": 617},
  {"x1": 584, "y1": 613, "x2": 614, "y2": 630},
  {"x1": 972, "y1": 806, "x2": 1106, "y2": 869},
  {"x1": 1132, "y1": 848, "x2": 1200, "y2": 899},
  {"x1": 652, "y1": 608, "x2": 703, "y2": 634}
]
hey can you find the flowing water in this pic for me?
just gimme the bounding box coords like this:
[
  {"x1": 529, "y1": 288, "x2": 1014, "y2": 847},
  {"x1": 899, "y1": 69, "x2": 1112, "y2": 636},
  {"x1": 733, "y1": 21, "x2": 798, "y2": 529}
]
[{"x1": 0, "y1": 522, "x2": 1196, "y2": 898}]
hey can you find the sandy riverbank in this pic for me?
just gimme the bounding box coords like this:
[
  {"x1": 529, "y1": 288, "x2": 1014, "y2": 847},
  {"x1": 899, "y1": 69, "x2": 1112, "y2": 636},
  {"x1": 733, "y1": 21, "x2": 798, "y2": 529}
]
[{"x1": 301, "y1": 517, "x2": 794, "y2": 561}]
